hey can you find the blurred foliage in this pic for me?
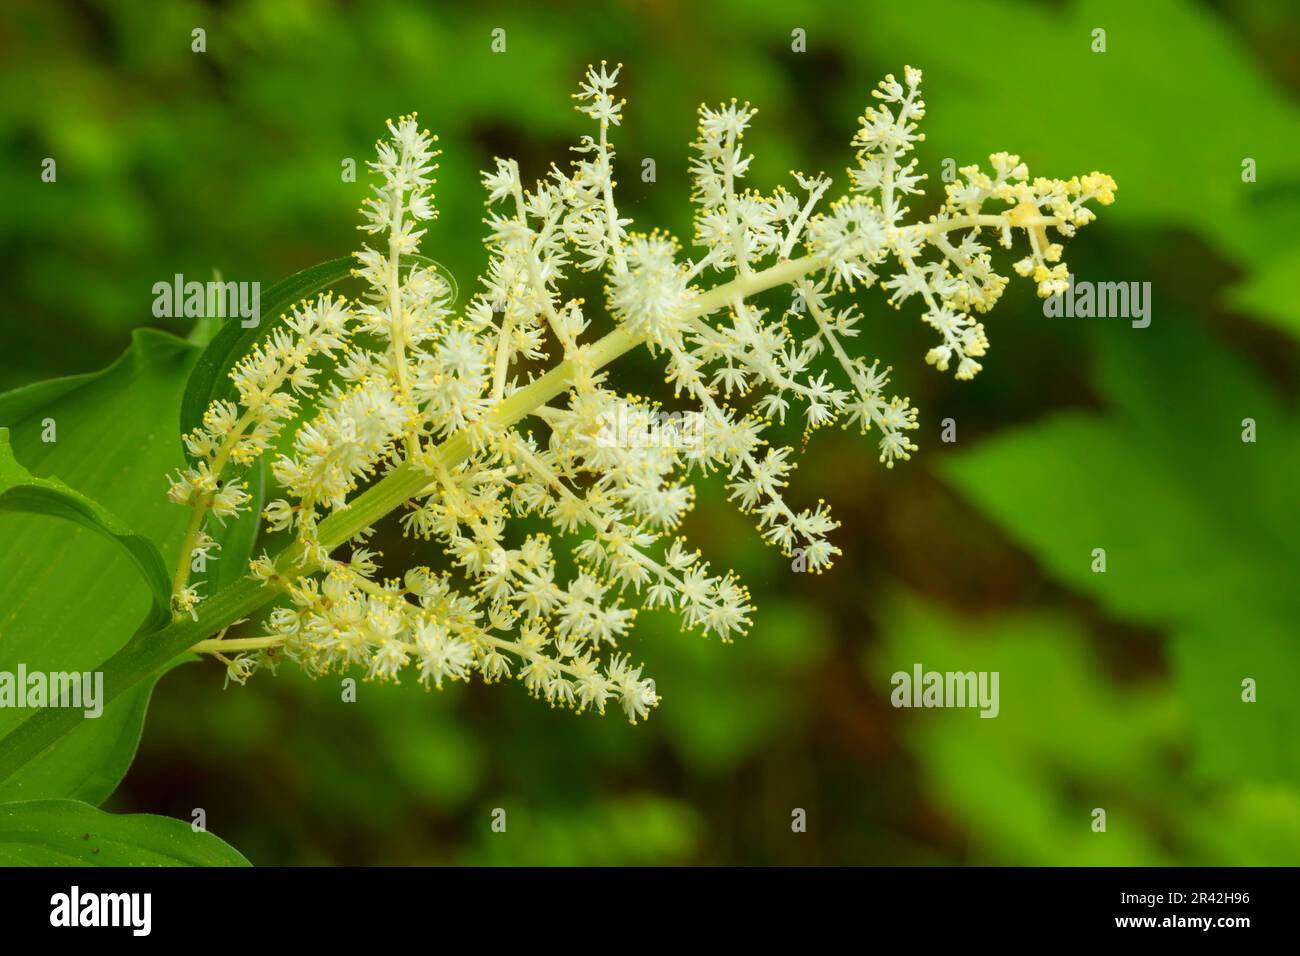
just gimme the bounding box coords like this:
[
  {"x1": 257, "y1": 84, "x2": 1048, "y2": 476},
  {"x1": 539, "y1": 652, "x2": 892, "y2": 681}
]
[
  {"x1": 2, "y1": 0, "x2": 1298, "y2": 864},
  {"x1": 945, "y1": 313, "x2": 1300, "y2": 789},
  {"x1": 871, "y1": 595, "x2": 1300, "y2": 865}
]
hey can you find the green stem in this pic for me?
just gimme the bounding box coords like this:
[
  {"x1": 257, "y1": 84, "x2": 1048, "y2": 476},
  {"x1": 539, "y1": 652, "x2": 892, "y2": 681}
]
[
  {"x1": 0, "y1": 254, "x2": 820, "y2": 784},
  {"x1": 191, "y1": 635, "x2": 286, "y2": 654},
  {"x1": 171, "y1": 501, "x2": 208, "y2": 597}
]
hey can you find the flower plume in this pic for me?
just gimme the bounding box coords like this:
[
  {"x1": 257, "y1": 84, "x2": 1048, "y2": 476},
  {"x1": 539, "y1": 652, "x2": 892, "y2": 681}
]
[{"x1": 168, "y1": 64, "x2": 1116, "y2": 721}]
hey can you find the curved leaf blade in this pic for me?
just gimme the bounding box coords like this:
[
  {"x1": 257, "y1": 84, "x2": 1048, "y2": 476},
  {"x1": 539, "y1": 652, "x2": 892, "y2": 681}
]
[
  {"x1": 0, "y1": 799, "x2": 249, "y2": 866},
  {"x1": 0, "y1": 428, "x2": 171, "y2": 628},
  {"x1": 0, "y1": 662, "x2": 188, "y2": 807},
  {"x1": 0, "y1": 330, "x2": 218, "y2": 802}
]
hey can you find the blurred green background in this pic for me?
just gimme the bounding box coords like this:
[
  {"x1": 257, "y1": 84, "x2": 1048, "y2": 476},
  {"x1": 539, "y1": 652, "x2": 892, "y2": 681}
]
[{"x1": 3, "y1": 0, "x2": 1299, "y2": 864}]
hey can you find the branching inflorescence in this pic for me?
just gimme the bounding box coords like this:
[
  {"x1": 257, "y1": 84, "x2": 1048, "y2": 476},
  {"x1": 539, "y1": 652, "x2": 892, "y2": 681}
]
[{"x1": 166, "y1": 65, "x2": 1115, "y2": 722}]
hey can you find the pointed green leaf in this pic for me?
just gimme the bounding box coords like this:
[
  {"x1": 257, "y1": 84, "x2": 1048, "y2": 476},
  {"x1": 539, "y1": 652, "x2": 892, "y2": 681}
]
[
  {"x1": 941, "y1": 317, "x2": 1300, "y2": 785},
  {"x1": 0, "y1": 799, "x2": 249, "y2": 866},
  {"x1": 0, "y1": 330, "x2": 254, "y2": 803}
]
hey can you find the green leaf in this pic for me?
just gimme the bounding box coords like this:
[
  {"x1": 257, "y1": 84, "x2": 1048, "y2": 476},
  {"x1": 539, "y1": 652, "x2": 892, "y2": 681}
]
[
  {"x1": 0, "y1": 331, "x2": 213, "y2": 802},
  {"x1": 842, "y1": 0, "x2": 1300, "y2": 268},
  {"x1": 0, "y1": 427, "x2": 172, "y2": 628},
  {"x1": 0, "y1": 331, "x2": 197, "y2": 697},
  {"x1": 0, "y1": 799, "x2": 249, "y2": 866},
  {"x1": 870, "y1": 593, "x2": 1179, "y2": 865},
  {"x1": 0, "y1": 665, "x2": 184, "y2": 806},
  {"x1": 1226, "y1": 241, "x2": 1300, "y2": 340},
  {"x1": 941, "y1": 317, "x2": 1300, "y2": 785},
  {"x1": 944, "y1": 318, "x2": 1300, "y2": 632},
  {"x1": 179, "y1": 253, "x2": 448, "y2": 442},
  {"x1": 870, "y1": 592, "x2": 1300, "y2": 865}
]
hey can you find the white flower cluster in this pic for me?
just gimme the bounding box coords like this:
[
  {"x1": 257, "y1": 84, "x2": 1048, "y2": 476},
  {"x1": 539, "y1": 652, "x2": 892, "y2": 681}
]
[{"x1": 171, "y1": 65, "x2": 1114, "y2": 721}]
